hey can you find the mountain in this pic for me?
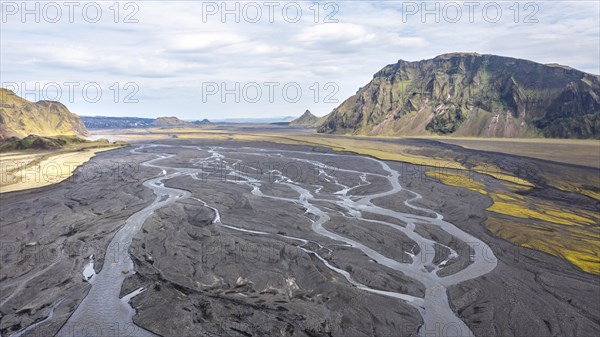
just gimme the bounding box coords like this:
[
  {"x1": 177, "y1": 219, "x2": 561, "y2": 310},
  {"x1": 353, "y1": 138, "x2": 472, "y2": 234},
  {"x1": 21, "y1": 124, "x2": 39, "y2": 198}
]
[
  {"x1": 81, "y1": 116, "x2": 155, "y2": 129},
  {"x1": 192, "y1": 119, "x2": 211, "y2": 125},
  {"x1": 152, "y1": 116, "x2": 192, "y2": 127},
  {"x1": 212, "y1": 116, "x2": 295, "y2": 123},
  {"x1": 289, "y1": 110, "x2": 322, "y2": 127},
  {"x1": 82, "y1": 116, "x2": 210, "y2": 129},
  {"x1": 318, "y1": 53, "x2": 600, "y2": 139},
  {"x1": 0, "y1": 88, "x2": 88, "y2": 139}
]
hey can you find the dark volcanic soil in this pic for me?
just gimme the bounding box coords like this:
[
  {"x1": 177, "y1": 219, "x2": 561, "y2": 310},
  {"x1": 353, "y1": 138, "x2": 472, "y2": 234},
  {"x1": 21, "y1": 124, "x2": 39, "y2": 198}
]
[
  {"x1": 0, "y1": 138, "x2": 598, "y2": 337},
  {"x1": 0, "y1": 148, "x2": 157, "y2": 336}
]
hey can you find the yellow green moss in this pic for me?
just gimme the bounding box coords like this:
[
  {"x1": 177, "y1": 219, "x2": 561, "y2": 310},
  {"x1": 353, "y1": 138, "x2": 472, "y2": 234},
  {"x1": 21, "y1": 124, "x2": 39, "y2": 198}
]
[
  {"x1": 486, "y1": 216, "x2": 599, "y2": 275},
  {"x1": 488, "y1": 193, "x2": 597, "y2": 227},
  {"x1": 425, "y1": 171, "x2": 487, "y2": 194}
]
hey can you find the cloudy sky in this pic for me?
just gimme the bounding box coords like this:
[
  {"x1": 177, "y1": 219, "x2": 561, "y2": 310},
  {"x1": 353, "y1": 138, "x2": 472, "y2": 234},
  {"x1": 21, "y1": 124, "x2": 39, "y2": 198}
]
[{"x1": 1, "y1": 0, "x2": 599, "y2": 120}]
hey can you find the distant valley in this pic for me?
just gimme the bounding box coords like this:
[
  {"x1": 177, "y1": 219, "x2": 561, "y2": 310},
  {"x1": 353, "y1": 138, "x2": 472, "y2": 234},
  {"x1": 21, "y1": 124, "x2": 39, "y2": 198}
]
[
  {"x1": 211, "y1": 116, "x2": 296, "y2": 124},
  {"x1": 82, "y1": 116, "x2": 211, "y2": 129}
]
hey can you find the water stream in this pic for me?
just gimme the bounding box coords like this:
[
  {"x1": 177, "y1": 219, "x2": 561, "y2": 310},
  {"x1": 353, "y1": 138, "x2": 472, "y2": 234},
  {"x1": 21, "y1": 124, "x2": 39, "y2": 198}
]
[{"x1": 16, "y1": 144, "x2": 496, "y2": 337}]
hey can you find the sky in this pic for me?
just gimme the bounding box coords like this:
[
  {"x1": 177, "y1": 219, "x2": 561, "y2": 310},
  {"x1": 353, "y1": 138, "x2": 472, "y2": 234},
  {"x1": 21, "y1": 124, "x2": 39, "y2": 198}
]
[{"x1": 1, "y1": 0, "x2": 599, "y2": 120}]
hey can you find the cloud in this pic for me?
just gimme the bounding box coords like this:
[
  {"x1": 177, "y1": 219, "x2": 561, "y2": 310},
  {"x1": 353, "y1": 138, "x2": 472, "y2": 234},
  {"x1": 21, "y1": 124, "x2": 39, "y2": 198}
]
[
  {"x1": 295, "y1": 23, "x2": 377, "y2": 45},
  {"x1": 169, "y1": 32, "x2": 247, "y2": 52},
  {"x1": 1, "y1": 1, "x2": 598, "y2": 119}
]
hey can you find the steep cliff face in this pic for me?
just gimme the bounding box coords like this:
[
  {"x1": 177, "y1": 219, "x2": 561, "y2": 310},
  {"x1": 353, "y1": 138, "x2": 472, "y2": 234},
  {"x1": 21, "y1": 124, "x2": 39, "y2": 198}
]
[
  {"x1": 318, "y1": 53, "x2": 600, "y2": 138},
  {"x1": 0, "y1": 88, "x2": 89, "y2": 139}
]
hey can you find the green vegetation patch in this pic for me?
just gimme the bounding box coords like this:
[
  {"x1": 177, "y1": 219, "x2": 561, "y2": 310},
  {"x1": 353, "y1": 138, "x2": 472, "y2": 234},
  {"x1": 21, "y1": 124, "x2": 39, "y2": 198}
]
[{"x1": 426, "y1": 106, "x2": 466, "y2": 134}]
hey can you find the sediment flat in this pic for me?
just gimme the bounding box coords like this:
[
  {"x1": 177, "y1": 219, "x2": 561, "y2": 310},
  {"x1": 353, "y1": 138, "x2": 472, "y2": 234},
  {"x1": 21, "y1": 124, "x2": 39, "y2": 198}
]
[
  {"x1": 0, "y1": 136, "x2": 598, "y2": 337},
  {"x1": 1, "y1": 144, "x2": 122, "y2": 194}
]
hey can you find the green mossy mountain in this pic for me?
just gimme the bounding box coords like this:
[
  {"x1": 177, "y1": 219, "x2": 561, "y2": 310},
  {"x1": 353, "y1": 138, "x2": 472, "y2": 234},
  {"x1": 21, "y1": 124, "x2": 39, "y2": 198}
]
[
  {"x1": 0, "y1": 88, "x2": 89, "y2": 140},
  {"x1": 318, "y1": 53, "x2": 600, "y2": 139}
]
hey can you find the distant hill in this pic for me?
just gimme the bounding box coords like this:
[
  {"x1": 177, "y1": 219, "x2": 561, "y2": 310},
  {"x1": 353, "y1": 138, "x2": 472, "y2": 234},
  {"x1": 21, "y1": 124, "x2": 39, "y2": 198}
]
[
  {"x1": 152, "y1": 116, "x2": 191, "y2": 127},
  {"x1": 318, "y1": 53, "x2": 600, "y2": 139},
  {"x1": 0, "y1": 88, "x2": 88, "y2": 140},
  {"x1": 82, "y1": 116, "x2": 210, "y2": 129},
  {"x1": 192, "y1": 119, "x2": 211, "y2": 125},
  {"x1": 212, "y1": 116, "x2": 295, "y2": 124},
  {"x1": 81, "y1": 116, "x2": 154, "y2": 129},
  {"x1": 289, "y1": 110, "x2": 323, "y2": 127}
]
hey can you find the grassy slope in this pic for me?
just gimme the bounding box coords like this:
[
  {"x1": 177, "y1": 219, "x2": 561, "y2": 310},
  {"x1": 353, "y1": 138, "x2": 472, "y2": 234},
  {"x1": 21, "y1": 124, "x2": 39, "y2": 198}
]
[{"x1": 0, "y1": 88, "x2": 88, "y2": 138}]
